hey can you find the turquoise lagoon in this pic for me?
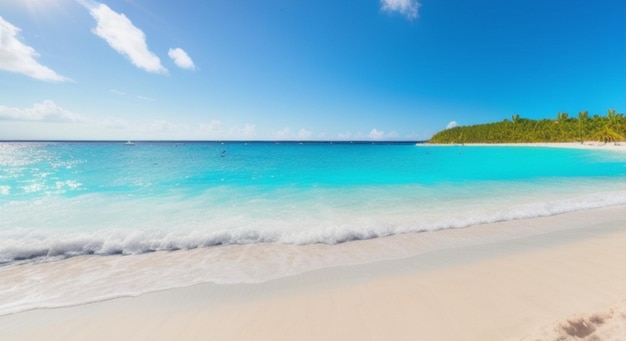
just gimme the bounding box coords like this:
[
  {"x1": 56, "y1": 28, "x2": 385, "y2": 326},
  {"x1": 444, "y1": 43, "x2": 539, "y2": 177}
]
[
  {"x1": 1, "y1": 141, "x2": 626, "y2": 314},
  {"x1": 2, "y1": 141, "x2": 626, "y2": 261}
]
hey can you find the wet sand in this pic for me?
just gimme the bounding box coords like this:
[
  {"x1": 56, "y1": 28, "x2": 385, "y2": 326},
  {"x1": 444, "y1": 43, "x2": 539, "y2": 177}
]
[{"x1": 1, "y1": 205, "x2": 626, "y2": 340}]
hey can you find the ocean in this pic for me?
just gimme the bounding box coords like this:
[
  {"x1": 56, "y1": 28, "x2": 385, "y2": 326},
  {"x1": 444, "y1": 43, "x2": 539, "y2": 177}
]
[{"x1": 2, "y1": 141, "x2": 626, "y2": 314}]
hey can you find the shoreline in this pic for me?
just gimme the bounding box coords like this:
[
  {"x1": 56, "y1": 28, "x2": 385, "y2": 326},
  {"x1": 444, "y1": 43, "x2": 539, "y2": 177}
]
[
  {"x1": 2, "y1": 142, "x2": 626, "y2": 339},
  {"x1": 2, "y1": 205, "x2": 626, "y2": 340},
  {"x1": 421, "y1": 141, "x2": 626, "y2": 153}
]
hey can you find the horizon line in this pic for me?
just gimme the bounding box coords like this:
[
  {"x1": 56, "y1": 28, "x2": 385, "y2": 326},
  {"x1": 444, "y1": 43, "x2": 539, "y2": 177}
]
[{"x1": 0, "y1": 139, "x2": 429, "y2": 144}]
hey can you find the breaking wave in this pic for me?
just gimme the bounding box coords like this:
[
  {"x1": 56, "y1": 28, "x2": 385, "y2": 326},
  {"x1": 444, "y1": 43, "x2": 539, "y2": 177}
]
[{"x1": 3, "y1": 190, "x2": 626, "y2": 265}]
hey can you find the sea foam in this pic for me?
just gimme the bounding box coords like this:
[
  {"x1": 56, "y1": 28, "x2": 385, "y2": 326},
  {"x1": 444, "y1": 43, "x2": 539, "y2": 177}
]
[
  {"x1": 2, "y1": 188, "x2": 626, "y2": 265},
  {"x1": 3, "y1": 142, "x2": 626, "y2": 315}
]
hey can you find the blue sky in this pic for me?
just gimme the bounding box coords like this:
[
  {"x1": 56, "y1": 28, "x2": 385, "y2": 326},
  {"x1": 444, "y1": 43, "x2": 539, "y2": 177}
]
[{"x1": 0, "y1": 0, "x2": 624, "y2": 140}]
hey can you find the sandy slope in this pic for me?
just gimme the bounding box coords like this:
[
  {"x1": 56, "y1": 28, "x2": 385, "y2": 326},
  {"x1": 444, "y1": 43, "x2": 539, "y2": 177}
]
[{"x1": 1, "y1": 206, "x2": 626, "y2": 340}]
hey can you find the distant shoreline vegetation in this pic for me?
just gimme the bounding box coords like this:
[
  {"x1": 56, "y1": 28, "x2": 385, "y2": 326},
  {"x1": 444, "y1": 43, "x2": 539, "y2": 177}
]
[{"x1": 429, "y1": 109, "x2": 626, "y2": 144}]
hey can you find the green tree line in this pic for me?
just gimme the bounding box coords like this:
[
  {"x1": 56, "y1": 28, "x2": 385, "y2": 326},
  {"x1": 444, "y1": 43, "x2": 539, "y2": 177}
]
[{"x1": 429, "y1": 109, "x2": 626, "y2": 144}]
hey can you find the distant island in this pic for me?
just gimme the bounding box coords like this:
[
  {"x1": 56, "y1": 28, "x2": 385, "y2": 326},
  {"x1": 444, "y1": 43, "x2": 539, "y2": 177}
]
[{"x1": 430, "y1": 109, "x2": 625, "y2": 144}]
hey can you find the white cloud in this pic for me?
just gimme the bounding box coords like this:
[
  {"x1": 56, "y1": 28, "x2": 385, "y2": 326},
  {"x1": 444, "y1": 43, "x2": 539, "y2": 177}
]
[
  {"x1": 168, "y1": 48, "x2": 195, "y2": 70},
  {"x1": 110, "y1": 89, "x2": 155, "y2": 102},
  {"x1": 85, "y1": 2, "x2": 167, "y2": 74},
  {"x1": 380, "y1": 0, "x2": 421, "y2": 20},
  {"x1": 199, "y1": 120, "x2": 256, "y2": 139},
  {"x1": 0, "y1": 100, "x2": 84, "y2": 122},
  {"x1": 136, "y1": 95, "x2": 155, "y2": 102},
  {"x1": 199, "y1": 120, "x2": 222, "y2": 133},
  {"x1": 298, "y1": 128, "x2": 312, "y2": 140},
  {"x1": 273, "y1": 127, "x2": 291, "y2": 139},
  {"x1": 367, "y1": 129, "x2": 400, "y2": 140},
  {"x1": 446, "y1": 121, "x2": 458, "y2": 129},
  {"x1": 242, "y1": 124, "x2": 256, "y2": 137},
  {"x1": 127, "y1": 120, "x2": 258, "y2": 140},
  {"x1": 369, "y1": 128, "x2": 385, "y2": 140},
  {"x1": 0, "y1": 16, "x2": 69, "y2": 82}
]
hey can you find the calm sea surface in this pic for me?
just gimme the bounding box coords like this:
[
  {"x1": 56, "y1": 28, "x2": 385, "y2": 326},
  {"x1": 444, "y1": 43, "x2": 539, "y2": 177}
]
[
  {"x1": 2, "y1": 141, "x2": 626, "y2": 262},
  {"x1": 1, "y1": 141, "x2": 626, "y2": 314}
]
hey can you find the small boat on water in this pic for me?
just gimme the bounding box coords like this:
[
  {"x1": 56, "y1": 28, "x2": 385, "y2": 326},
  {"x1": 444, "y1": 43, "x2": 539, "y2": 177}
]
[{"x1": 124, "y1": 141, "x2": 135, "y2": 145}]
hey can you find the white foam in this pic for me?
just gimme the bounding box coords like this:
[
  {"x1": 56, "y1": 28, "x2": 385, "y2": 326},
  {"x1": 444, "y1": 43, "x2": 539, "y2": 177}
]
[
  {"x1": 1, "y1": 204, "x2": 625, "y2": 317},
  {"x1": 2, "y1": 187, "x2": 626, "y2": 264},
  {"x1": 3, "y1": 176, "x2": 626, "y2": 315}
]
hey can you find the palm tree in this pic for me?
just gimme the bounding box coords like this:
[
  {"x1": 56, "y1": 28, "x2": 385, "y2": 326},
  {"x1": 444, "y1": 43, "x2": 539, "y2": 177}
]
[
  {"x1": 511, "y1": 114, "x2": 520, "y2": 141},
  {"x1": 608, "y1": 109, "x2": 617, "y2": 121},
  {"x1": 578, "y1": 111, "x2": 588, "y2": 143},
  {"x1": 606, "y1": 109, "x2": 625, "y2": 144},
  {"x1": 428, "y1": 108, "x2": 623, "y2": 144},
  {"x1": 556, "y1": 112, "x2": 568, "y2": 140}
]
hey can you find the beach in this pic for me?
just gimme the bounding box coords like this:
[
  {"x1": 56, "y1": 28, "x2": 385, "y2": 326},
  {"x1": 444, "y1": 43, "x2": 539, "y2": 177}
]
[
  {"x1": 2, "y1": 141, "x2": 626, "y2": 340},
  {"x1": 423, "y1": 141, "x2": 626, "y2": 153},
  {"x1": 3, "y1": 0, "x2": 623, "y2": 337},
  {"x1": 3, "y1": 0, "x2": 624, "y2": 337},
  {"x1": 1, "y1": 204, "x2": 626, "y2": 340}
]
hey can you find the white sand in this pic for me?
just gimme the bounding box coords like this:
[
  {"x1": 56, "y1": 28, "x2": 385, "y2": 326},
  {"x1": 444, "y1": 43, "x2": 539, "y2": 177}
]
[
  {"x1": 1, "y1": 205, "x2": 626, "y2": 340},
  {"x1": 422, "y1": 141, "x2": 626, "y2": 153}
]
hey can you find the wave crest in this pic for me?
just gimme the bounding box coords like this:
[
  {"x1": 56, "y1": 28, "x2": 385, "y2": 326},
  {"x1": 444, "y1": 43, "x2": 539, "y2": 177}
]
[{"x1": 2, "y1": 191, "x2": 626, "y2": 265}]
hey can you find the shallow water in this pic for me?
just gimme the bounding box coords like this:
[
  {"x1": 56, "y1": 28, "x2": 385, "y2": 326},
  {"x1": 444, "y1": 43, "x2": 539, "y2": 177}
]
[
  {"x1": 2, "y1": 142, "x2": 626, "y2": 314},
  {"x1": 2, "y1": 142, "x2": 626, "y2": 262}
]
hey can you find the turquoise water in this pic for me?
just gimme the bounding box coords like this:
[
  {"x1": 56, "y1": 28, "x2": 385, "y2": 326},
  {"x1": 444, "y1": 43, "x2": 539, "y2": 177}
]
[{"x1": 2, "y1": 141, "x2": 626, "y2": 264}]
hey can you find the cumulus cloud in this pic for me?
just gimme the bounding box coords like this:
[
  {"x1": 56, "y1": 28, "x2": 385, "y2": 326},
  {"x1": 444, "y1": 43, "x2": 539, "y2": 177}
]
[
  {"x1": 367, "y1": 129, "x2": 400, "y2": 140},
  {"x1": 168, "y1": 48, "x2": 195, "y2": 70},
  {"x1": 273, "y1": 127, "x2": 291, "y2": 139},
  {"x1": 446, "y1": 121, "x2": 458, "y2": 129},
  {"x1": 298, "y1": 128, "x2": 312, "y2": 140},
  {"x1": 0, "y1": 16, "x2": 69, "y2": 82},
  {"x1": 242, "y1": 124, "x2": 256, "y2": 137},
  {"x1": 139, "y1": 121, "x2": 256, "y2": 140},
  {"x1": 380, "y1": 0, "x2": 421, "y2": 20},
  {"x1": 369, "y1": 128, "x2": 385, "y2": 140},
  {"x1": 84, "y1": 2, "x2": 167, "y2": 74},
  {"x1": 0, "y1": 100, "x2": 85, "y2": 122},
  {"x1": 199, "y1": 120, "x2": 222, "y2": 133}
]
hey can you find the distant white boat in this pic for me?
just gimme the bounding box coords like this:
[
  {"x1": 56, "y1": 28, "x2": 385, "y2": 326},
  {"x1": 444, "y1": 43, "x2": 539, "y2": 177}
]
[{"x1": 124, "y1": 141, "x2": 135, "y2": 145}]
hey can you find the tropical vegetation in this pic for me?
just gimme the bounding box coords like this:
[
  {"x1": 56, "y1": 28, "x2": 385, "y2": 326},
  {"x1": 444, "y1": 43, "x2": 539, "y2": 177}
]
[{"x1": 429, "y1": 109, "x2": 626, "y2": 144}]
